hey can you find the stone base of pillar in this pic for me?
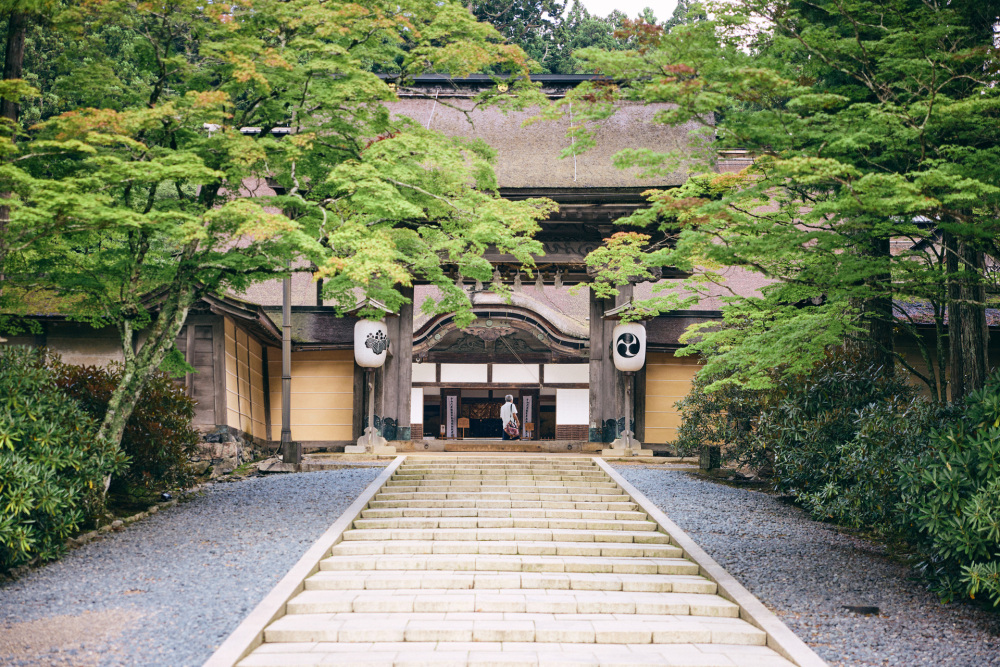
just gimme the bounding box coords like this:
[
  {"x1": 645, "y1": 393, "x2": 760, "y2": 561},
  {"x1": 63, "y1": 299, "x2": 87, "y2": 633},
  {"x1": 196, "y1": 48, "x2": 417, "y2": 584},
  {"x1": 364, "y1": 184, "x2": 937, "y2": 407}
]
[
  {"x1": 345, "y1": 427, "x2": 396, "y2": 454},
  {"x1": 601, "y1": 436, "x2": 654, "y2": 457}
]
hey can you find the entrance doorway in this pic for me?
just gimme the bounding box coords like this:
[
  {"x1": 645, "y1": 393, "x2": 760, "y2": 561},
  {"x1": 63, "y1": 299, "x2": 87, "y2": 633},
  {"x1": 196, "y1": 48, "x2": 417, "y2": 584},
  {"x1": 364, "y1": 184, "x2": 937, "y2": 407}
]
[{"x1": 422, "y1": 388, "x2": 542, "y2": 440}]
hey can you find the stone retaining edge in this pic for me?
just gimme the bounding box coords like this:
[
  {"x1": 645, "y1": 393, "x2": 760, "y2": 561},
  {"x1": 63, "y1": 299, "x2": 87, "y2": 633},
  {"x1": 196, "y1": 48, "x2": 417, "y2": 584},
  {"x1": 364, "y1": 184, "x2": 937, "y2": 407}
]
[
  {"x1": 594, "y1": 457, "x2": 828, "y2": 667},
  {"x1": 202, "y1": 455, "x2": 407, "y2": 667}
]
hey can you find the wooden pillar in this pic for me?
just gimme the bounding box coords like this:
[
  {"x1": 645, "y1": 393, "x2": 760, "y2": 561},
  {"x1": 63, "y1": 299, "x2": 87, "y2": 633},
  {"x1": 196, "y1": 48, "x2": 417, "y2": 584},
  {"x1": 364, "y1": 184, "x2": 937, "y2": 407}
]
[
  {"x1": 588, "y1": 288, "x2": 606, "y2": 442},
  {"x1": 589, "y1": 285, "x2": 634, "y2": 442},
  {"x1": 614, "y1": 285, "x2": 633, "y2": 437},
  {"x1": 280, "y1": 270, "x2": 300, "y2": 464},
  {"x1": 380, "y1": 287, "x2": 414, "y2": 441}
]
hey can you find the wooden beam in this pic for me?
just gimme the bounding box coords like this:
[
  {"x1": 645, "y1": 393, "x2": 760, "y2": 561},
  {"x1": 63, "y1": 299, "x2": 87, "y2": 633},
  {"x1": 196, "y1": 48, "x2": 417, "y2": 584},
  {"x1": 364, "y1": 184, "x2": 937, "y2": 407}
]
[
  {"x1": 411, "y1": 382, "x2": 587, "y2": 389},
  {"x1": 211, "y1": 317, "x2": 227, "y2": 428}
]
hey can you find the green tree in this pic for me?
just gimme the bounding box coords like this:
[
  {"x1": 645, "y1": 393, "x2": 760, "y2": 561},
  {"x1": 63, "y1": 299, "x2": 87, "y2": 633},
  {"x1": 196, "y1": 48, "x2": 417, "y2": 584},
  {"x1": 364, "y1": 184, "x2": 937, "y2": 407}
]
[
  {"x1": 470, "y1": 0, "x2": 566, "y2": 49},
  {"x1": 2, "y1": 0, "x2": 554, "y2": 460},
  {"x1": 551, "y1": 0, "x2": 1000, "y2": 399},
  {"x1": 663, "y1": 0, "x2": 705, "y2": 32},
  {"x1": 544, "y1": 1, "x2": 628, "y2": 74}
]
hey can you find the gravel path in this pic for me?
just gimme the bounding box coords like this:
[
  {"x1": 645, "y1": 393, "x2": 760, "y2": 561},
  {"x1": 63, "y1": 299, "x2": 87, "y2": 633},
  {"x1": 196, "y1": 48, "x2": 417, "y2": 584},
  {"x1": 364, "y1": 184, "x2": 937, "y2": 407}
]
[
  {"x1": 614, "y1": 465, "x2": 1000, "y2": 667},
  {"x1": 0, "y1": 466, "x2": 384, "y2": 667}
]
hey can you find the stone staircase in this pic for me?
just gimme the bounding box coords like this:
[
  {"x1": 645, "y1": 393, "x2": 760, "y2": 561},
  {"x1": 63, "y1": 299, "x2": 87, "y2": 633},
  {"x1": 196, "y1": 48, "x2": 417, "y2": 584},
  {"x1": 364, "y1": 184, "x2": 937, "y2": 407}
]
[{"x1": 234, "y1": 457, "x2": 806, "y2": 666}]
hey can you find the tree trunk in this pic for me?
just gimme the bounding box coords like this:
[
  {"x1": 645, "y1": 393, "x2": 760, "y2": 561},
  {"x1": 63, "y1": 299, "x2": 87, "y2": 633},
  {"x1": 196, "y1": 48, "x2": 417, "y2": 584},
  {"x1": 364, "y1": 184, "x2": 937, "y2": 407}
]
[
  {"x1": 1, "y1": 11, "x2": 26, "y2": 122},
  {"x1": 95, "y1": 292, "x2": 195, "y2": 450},
  {"x1": 848, "y1": 236, "x2": 894, "y2": 370},
  {"x1": 945, "y1": 231, "x2": 990, "y2": 401},
  {"x1": 0, "y1": 11, "x2": 26, "y2": 302}
]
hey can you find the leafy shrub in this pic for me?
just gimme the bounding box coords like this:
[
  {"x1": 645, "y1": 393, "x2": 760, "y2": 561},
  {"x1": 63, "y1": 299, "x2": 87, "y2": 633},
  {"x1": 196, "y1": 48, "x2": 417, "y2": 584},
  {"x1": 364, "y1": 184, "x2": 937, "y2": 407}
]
[
  {"x1": 671, "y1": 371, "x2": 774, "y2": 471},
  {"x1": 899, "y1": 376, "x2": 1000, "y2": 605},
  {"x1": 53, "y1": 361, "x2": 199, "y2": 493},
  {"x1": 766, "y1": 354, "x2": 938, "y2": 530},
  {"x1": 0, "y1": 347, "x2": 123, "y2": 569}
]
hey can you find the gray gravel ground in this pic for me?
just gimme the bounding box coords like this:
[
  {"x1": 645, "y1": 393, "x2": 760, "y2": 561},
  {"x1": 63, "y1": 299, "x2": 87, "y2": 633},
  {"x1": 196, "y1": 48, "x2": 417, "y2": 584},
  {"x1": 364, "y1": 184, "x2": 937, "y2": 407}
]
[
  {"x1": 0, "y1": 466, "x2": 384, "y2": 667},
  {"x1": 614, "y1": 465, "x2": 1000, "y2": 667}
]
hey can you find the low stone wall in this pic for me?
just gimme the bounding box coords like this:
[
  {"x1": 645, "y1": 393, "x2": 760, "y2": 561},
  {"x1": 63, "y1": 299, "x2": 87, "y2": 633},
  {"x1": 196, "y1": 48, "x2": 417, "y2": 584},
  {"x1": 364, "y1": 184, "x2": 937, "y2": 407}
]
[{"x1": 191, "y1": 425, "x2": 272, "y2": 476}]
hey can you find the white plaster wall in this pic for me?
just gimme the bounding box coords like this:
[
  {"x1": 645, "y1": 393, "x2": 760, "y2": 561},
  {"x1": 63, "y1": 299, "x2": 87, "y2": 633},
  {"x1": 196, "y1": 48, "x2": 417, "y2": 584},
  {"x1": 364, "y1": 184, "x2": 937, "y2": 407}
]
[
  {"x1": 556, "y1": 388, "x2": 590, "y2": 425},
  {"x1": 411, "y1": 362, "x2": 436, "y2": 383},
  {"x1": 543, "y1": 364, "x2": 589, "y2": 384},
  {"x1": 440, "y1": 363, "x2": 488, "y2": 383},
  {"x1": 411, "y1": 387, "x2": 423, "y2": 424},
  {"x1": 492, "y1": 364, "x2": 540, "y2": 383}
]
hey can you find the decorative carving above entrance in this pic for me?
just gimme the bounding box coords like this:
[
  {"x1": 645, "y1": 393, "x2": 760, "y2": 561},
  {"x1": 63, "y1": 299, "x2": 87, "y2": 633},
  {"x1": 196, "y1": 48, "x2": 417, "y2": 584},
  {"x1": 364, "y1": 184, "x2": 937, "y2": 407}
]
[
  {"x1": 414, "y1": 305, "x2": 589, "y2": 362},
  {"x1": 464, "y1": 324, "x2": 515, "y2": 342}
]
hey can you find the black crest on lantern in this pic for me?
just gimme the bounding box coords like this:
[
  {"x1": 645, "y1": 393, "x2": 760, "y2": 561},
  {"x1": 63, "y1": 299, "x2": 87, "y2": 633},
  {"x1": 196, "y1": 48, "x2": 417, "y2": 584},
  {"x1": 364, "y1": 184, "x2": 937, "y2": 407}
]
[
  {"x1": 366, "y1": 330, "x2": 389, "y2": 355},
  {"x1": 616, "y1": 332, "x2": 640, "y2": 358}
]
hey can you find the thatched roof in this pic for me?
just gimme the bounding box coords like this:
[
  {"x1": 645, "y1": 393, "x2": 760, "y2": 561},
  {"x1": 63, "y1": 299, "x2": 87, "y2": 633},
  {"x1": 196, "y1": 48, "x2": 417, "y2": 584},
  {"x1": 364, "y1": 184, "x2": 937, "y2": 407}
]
[{"x1": 388, "y1": 98, "x2": 703, "y2": 189}]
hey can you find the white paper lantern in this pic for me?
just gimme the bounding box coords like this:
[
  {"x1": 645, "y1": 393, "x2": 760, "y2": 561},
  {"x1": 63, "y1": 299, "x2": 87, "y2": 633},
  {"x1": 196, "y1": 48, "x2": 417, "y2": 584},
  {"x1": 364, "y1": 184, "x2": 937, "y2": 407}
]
[
  {"x1": 355, "y1": 319, "x2": 389, "y2": 368},
  {"x1": 612, "y1": 322, "x2": 646, "y2": 372}
]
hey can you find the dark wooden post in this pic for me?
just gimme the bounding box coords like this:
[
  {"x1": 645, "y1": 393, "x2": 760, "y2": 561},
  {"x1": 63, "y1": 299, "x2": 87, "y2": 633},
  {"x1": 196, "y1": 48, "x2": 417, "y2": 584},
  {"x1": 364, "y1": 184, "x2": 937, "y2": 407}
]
[
  {"x1": 589, "y1": 285, "x2": 633, "y2": 442},
  {"x1": 588, "y1": 289, "x2": 607, "y2": 442},
  {"x1": 280, "y1": 268, "x2": 300, "y2": 464},
  {"x1": 380, "y1": 288, "x2": 414, "y2": 441}
]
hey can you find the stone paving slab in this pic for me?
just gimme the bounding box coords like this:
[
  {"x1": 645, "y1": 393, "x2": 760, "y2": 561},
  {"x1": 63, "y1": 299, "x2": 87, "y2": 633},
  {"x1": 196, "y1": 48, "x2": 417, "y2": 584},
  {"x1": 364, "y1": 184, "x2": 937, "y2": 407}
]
[{"x1": 206, "y1": 456, "x2": 825, "y2": 667}]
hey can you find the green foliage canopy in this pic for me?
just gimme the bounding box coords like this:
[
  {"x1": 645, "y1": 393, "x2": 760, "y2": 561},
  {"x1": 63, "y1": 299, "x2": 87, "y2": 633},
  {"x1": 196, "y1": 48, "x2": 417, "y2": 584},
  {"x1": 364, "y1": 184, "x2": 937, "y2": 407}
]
[
  {"x1": 547, "y1": 0, "x2": 1000, "y2": 394},
  {"x1": 0, "y1": 0, "x2": 555, "y2": 450}
]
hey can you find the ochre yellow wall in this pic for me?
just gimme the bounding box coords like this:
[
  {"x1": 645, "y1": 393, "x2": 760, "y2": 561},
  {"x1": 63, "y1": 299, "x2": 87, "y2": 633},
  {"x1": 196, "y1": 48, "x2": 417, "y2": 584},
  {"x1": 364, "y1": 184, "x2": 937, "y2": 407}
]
[
  {"x1": 248, "y1": 337, "x2": 267, "y2": 440},
  {"x1": 224, "y1": 317, "x2": 268, "y2": 440},
  {"x1": 644, "y1": 352, "x2": 701, "y2": 444},
  {"x1": 225, "y1": 318, "x2": 240, "y2": 429},
  {"x1": 267, "y1": 349, "x2": 354, "y2": 442}
]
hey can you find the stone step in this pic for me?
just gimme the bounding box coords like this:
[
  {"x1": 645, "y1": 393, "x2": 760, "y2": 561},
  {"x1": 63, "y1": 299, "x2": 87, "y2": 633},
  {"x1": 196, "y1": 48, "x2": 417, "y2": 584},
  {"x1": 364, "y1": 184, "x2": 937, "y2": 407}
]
[
  {"x1": 305, "y1": 570, "x2": 717, "y2": 594},
  {"x1": 374, "y1": 493, "x2": 632, "y2": 502},
  {"x1": 286, "y1": 589, "x2": 740, "y2": 617},
  {"x1": 397, "y1": 466, "x2": 600, "y2": 472},
  {"x1": 319, "y1": 554, "x2": 698, "y2": 574},
  {"x1": 400, "y1": 468, "x2": 612, "y2": 472},
  {"x1": 339, "y1": 528, "x2": 669, "y2": 545},
  {"x1": 261, "y1": 612, "x2": 768, "y2": 645},
  {"x1": 359, "y1": 508, "x2": 648, "y2": 521},
  {"x1": 397, "y1": 464, "x2": 598, "y2": 470},
  {"x1": 379, "y1": 488, "x2": 622, "y2": 498},
  {"x1": 368, "y1": 499, "x2": 638, "y2": 511},
  {"x1": 239, "y1": 642, "x2": 795, "y2": 667},
  {"x1": 394, "y1": 470, "x2": 602, "y2": 477},
  {"x1": 387, "y1": 480, "x2": 611, "y2": 488},
  {"x1": 383, "y1": 481, "x2": 619, "y2": 490},
  {"x1": 392, "y1": 468, "x2": 607, "y2": 480},
  {"x1": 398, "y1": 458, "x2": 594, "y2": 462},
  {"x1": 332, "y1": 540, "x2": 680, "y2": 559},
  {"x1": 351, "y1": 517, "x2": 658, "y2": 532}
]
